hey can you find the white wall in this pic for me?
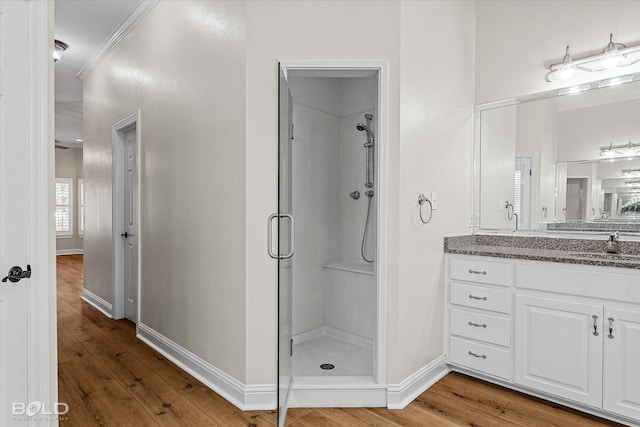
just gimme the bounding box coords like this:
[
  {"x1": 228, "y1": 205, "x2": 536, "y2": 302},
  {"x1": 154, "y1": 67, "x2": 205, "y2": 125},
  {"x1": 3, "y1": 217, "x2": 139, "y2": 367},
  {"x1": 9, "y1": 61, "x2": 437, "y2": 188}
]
[
  {"x1": 395, "y1": 0, "x2": 476, "y2": 381},
  {"x1": 55, "y1": 147, "x2": 83, "y2": 252},
  {"x1": 83, "y1": 1, "x2": 247, "y2": 381}
]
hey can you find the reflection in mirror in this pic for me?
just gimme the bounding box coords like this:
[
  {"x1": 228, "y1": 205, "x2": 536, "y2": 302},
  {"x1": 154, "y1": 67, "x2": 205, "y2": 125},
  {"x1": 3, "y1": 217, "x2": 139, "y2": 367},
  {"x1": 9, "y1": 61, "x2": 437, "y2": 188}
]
[
  {"x1": 557, "y1": 157, "x2": 640, "y2": 221},
  {"x1": 477, "y1": 74, "x2": 640, "y2": 232}
]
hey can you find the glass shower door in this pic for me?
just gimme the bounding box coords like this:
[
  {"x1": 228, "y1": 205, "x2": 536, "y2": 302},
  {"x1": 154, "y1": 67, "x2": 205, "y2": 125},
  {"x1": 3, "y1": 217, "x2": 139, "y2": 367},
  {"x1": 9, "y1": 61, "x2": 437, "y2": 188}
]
[{"x1": 276, "y1": 64, "x2": 294, "y2": 427}]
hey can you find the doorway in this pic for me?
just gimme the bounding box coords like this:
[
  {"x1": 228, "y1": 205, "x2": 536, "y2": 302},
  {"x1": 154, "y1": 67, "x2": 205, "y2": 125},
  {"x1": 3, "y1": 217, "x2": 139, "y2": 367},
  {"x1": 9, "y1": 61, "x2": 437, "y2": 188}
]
[
  {"x1": 274, "y1": 61, "x2": 388, "y2": 426},
  {"x1": 566, "y1": 177, "x2": 588, "y2": 221},
  {"x1": 112, "y1": 111, "x2": 141, "y2": 322}
]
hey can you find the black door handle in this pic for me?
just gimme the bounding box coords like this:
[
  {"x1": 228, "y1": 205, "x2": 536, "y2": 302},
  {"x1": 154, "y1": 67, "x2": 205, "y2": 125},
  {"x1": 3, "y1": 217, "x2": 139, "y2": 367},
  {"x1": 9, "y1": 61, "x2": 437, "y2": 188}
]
[
  {"x1": 121, "y1": 232, "x2": 128, "y2": 238},
  {"x1": 2, "y1": 265, "x2": 31, "y2": 283}
]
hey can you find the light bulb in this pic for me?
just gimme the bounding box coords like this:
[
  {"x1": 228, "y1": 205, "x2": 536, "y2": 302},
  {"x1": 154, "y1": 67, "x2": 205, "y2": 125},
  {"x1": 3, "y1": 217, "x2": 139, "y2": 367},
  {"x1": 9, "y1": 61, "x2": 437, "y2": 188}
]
[
  {"x1": 556, "y1": 63, "x2": 576, "y2": 80},
  {"x1": 601, "y1": 33, "x2": 624, "y2": 69},
  {"x1": 602, "y1": 51, "x2": 622, "y2": 69}
]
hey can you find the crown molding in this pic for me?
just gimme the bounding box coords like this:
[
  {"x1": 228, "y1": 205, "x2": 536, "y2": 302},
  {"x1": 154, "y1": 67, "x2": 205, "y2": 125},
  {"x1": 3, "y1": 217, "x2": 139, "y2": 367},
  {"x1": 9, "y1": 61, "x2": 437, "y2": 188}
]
[{"x1": 77, "y1": 0, "x2": 159, "y2": 80}]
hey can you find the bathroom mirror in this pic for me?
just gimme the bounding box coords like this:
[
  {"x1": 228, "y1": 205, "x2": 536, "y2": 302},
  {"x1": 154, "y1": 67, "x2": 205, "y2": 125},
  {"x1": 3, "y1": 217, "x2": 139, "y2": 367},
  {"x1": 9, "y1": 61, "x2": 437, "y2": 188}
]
[{"x1": 475, "y1": 74, "x2": 640, "y2": 232}]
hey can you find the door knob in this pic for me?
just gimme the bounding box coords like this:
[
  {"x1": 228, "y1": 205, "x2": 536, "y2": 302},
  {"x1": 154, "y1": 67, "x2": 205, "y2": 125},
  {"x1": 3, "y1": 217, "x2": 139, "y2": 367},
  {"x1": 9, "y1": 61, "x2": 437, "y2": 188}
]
[
  {"x1": 2, "y1": 265, "x2": 31, "y2": 283},
  {"x1": 121, "y1": 232, "x2": 128, "y2": 238}
]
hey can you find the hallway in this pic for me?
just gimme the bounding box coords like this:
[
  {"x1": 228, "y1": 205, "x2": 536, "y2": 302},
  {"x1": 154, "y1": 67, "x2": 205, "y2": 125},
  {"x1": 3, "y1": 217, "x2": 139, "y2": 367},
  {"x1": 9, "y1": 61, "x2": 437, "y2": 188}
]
[
  {"x1": 57, "y1": 255, "x2": 276, "y2": 426},
  {"x1": 56, "y1": 255, "x2": 618, "y2": 426}
]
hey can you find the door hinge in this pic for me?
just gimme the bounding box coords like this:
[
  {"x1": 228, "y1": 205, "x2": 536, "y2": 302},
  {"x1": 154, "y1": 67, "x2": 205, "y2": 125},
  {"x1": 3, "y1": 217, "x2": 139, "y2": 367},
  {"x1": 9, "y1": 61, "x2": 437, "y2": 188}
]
[{"x1": 289, "y1": 338, "x2": 293, "y2": 357}]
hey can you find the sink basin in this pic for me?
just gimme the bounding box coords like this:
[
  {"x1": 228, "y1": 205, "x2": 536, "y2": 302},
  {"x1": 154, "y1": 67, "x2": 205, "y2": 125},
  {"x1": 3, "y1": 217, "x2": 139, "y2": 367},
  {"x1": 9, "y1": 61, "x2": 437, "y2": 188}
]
[{"x1": 568, "y1": 252, "x2": 640, "y2": 262}]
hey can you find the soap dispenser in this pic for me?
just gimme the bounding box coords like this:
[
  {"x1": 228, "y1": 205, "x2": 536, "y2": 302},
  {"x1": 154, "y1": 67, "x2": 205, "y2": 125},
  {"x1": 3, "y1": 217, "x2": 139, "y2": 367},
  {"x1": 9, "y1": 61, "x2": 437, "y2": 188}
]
[{"x1": 605, "y1": 232, "x2": 620, "y2": 254}]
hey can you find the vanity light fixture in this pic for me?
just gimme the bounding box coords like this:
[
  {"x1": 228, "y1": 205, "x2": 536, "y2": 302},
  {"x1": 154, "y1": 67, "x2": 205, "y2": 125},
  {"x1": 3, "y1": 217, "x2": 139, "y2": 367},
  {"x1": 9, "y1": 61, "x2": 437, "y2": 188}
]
[
  {"x1": 53, "y1": 39, "x2": 68, "y2": 62},
  {"x1": 622, "y1": 168, "x2": 640, "y2": 176},
  {"x1": 547, "y1": 33, "x2": 640, "y2": 82},
  {"x1": 600, "y1": 141, "x2": 640, "y2": 157}
]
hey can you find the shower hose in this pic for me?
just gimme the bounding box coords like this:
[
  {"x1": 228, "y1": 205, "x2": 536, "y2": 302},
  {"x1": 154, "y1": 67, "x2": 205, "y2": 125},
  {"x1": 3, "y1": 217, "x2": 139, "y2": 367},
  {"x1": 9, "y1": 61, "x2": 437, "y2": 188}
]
[{"x1": 361, "y1": 193, "x2": 374, "y2": 263}]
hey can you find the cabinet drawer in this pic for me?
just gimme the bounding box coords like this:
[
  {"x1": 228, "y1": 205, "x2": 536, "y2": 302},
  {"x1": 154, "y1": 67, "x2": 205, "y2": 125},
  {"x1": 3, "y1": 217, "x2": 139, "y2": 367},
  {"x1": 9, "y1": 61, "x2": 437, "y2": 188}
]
[
  {"x1": 450, "y1": 308, "x2": 510, "y2": 347},
  {"x1": 450, "y1": 258, "x2": 512, "y2": 286},
  {"x1": 450, "y1": 282, "x2": 511, "y2": 314},
  {"x1": 449, "y1": 336, "x2": 511, "y2": 380}
]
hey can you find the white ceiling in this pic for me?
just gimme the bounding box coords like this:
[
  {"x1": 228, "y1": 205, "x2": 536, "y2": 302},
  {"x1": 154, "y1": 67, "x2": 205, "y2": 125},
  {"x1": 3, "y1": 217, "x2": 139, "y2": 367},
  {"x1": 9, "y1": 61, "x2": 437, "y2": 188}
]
[{"x1": 55, "y1": 0, "x2": 143, "y2": 147}]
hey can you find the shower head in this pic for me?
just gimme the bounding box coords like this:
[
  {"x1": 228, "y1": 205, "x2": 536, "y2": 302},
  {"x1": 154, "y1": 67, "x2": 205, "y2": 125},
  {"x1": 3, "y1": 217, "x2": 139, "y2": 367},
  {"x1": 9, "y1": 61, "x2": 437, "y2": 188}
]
[{"x1": 356, "y1": 123, "x2": 374, "y2": 146}]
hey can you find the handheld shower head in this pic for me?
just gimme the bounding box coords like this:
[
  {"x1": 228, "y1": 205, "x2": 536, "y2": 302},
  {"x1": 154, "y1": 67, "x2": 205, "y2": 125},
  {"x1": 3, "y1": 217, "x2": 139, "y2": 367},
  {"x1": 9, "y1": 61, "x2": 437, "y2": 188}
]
[{"x1": 356, "y1": 123, "x2": 374, "y2": 146}]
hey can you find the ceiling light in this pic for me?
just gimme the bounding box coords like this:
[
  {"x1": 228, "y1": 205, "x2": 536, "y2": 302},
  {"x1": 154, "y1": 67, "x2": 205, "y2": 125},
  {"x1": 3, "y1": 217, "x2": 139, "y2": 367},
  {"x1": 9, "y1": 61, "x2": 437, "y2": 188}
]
[
  {"x1": 600, "y1": 141, "x2": 640, "y2": 157},
  {"x1": 53, "y1": 39, "x2": 68, "y2": 62}
]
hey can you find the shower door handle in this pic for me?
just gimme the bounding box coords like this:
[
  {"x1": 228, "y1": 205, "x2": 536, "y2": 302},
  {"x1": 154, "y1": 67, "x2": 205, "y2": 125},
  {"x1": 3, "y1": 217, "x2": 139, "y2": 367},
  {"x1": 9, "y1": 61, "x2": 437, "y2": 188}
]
[{"x1": 267, "y1": 213, "x2": 295, "y2": 259}]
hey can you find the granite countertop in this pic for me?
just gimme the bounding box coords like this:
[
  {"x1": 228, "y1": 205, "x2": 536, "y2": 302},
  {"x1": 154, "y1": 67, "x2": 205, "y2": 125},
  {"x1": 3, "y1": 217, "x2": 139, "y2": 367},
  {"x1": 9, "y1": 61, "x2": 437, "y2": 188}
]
[{"x1": 444, "y1": 234, "x2": 640, "y2": 270}]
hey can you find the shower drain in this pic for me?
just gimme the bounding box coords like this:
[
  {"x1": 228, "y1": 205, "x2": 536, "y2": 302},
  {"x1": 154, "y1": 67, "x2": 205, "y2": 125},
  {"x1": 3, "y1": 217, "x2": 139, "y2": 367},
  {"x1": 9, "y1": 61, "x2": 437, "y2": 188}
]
[{"x1": 320, "y1": 363, "x2": 335, "y2": 370}]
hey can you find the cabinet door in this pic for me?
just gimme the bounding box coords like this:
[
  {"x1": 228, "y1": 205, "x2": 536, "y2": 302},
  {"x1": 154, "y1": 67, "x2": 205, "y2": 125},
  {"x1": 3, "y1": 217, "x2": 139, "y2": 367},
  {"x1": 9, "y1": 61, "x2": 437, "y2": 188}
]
[
  {"x1": 515, "y1": 295, "x2": 603, "y2": 407},
  {"x1": 603, "y1": 307, "x2": 640, "y2": 419}
]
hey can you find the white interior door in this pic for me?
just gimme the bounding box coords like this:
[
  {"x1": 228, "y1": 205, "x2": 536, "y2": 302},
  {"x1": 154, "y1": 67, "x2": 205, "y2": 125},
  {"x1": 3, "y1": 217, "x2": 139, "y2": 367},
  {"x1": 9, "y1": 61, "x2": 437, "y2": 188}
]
[
  {"x1": 0, "y1": 1, "x2": 54, "y2": 423},
  {"x1": 0, "y1": 1, "x2": 30, "y2": 420},
  {"x1": 123, "y1": 128, "x2": 138, "y2": 322}
]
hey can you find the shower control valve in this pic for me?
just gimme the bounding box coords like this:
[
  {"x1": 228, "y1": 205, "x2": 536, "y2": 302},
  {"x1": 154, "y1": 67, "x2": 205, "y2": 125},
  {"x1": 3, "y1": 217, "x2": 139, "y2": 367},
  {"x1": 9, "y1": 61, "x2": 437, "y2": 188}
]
[{"x1": 349, "y1": 191, "x2": 360, "y2": 200}]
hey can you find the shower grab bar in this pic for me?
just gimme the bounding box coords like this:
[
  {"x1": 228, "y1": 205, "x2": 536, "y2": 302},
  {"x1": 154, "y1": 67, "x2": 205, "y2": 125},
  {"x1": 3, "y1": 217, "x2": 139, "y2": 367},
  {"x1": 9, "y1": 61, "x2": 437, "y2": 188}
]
[{"x1": 267, "y1": 213, "x2": 295, "y2": 259}]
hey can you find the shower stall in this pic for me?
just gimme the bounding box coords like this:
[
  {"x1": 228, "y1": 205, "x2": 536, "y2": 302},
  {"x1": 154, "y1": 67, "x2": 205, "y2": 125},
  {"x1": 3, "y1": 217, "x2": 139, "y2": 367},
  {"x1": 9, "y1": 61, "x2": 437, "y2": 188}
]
[{"x1": 272, "y1": 63, "x2": 385, "y2": 425}]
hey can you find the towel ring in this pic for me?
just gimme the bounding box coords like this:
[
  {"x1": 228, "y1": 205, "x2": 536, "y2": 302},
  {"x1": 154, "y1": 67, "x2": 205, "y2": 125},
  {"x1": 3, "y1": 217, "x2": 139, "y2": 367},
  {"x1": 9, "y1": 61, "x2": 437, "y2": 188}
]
[
  {"x1": 417, "y1": 194, "x2": 433, "y2": 224},
  {"x1": 505, "y1": 201, "x2": 514, "y2": 220}
]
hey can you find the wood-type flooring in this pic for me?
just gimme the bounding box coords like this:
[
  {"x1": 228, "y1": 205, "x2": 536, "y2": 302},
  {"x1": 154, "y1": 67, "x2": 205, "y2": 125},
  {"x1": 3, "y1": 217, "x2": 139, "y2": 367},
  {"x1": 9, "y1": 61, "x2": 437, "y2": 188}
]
[{"x1": 56, "y1": 254, "x2": 620, "y2": 426}]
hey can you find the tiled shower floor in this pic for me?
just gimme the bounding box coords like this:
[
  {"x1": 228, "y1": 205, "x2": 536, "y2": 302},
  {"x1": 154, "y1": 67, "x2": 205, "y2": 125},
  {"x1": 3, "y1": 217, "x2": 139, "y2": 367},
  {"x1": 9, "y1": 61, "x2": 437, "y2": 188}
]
[{"x1": 293, "y1": 334, "x2": 373, "y2": 377}]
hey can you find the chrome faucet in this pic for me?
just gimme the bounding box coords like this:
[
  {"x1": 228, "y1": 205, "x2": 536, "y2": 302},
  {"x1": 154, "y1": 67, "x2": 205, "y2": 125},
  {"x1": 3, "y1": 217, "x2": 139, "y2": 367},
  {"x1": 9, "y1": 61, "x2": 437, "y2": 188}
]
[{"x1": 605, "y1": 232, "x2": 620, "y2": 254}]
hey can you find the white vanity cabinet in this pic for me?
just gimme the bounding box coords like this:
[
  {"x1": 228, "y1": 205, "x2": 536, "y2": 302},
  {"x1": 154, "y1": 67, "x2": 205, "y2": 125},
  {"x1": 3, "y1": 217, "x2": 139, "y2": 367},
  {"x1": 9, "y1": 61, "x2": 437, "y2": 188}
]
[
  {"x1": 603, "y1": 307, "x2": 640, "y2": 420},
  {"x1": 445, "y1": 254, "x2": 640, "y2": 425},
  {"x1": 446, "y1": 256, "x2": 513, "y2": 381},
  {"x1": 515, "y1": 295, "x2": 603, "y2": 407}
]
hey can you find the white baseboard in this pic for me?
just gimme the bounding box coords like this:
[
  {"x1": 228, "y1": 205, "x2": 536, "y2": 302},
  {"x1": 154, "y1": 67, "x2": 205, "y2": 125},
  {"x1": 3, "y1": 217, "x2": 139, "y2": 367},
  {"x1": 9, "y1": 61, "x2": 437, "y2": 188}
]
[
  {"x1": 56, "y1": 249, "x2": 84, "y2": 255},
  {"x1": 290, "y1": 377, "x2": 387, "y2": 407},
  {"x1": 137, "y1": 323, "x2": 276, "y2": 410},
  {"x1": 386, "y1": 355, "x2": 450, "y2": 409},
  {"x1": 81, "y1": 288, "x2": 113, "y2": 319}
]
